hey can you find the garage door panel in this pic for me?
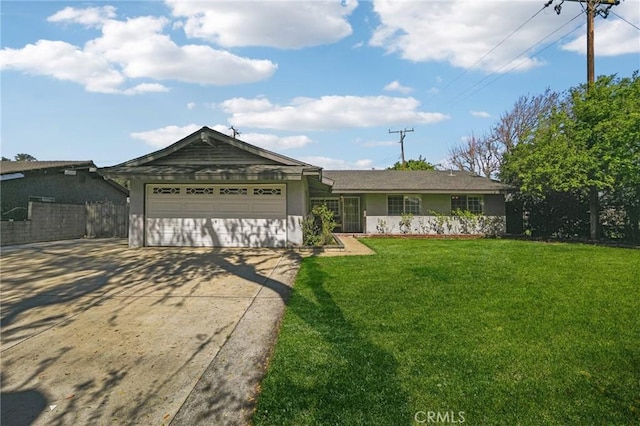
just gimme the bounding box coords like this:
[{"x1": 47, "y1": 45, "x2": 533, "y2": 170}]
[
  {"x1": 145, "y1": 184, "x2": 287, "y2": 247},
  {"x1": 146, "y1": 218, "x2": 287, "y2": 247}
]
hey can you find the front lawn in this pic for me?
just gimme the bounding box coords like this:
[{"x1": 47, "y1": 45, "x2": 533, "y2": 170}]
[{"x1": 253, "y1": 239, "x2": 640, "y2": 425}]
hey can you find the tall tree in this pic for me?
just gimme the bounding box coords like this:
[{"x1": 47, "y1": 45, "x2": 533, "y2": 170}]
[
  {"x1": 448, "y1": 133, "x2": 500, "y2": 178},
  {"x1": 502, "y1": 73, "x2": 640, "y2": 241},
  {"x1": 492, "y1": 88, "x2": 560, "y2": 153},
  {"x1": 388, "y1": 155, "x2": 436, "y2": 171},
  {"x1": 448, "y1": 89, "x2": 559, "y2": 178},
  {"x1": 14, "y1": 153, "x2": 37, "y2": 161}
]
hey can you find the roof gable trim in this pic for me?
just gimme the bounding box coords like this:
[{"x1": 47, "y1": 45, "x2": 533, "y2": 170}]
[{"x1": 113, "y1": 127, "x2": 318, "y2": 170}]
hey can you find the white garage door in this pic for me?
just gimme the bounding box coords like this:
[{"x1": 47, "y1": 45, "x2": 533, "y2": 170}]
[{"x1": 145, "y1": 184, "x2": 287, "y2": 247}]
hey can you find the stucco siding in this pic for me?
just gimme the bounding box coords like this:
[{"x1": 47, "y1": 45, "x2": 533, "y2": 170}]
[
  {"x1": 129, "y1": 180, "x2": 145, "y2": 247},
  {"x1": 286, "y1": 180, "x2": 307, "y2": 245},
  {"x1": 422, "y1": 194, "x2": 450, "y2": 214},
  {"x1": 363, "y1": 194, "x2": 387, "y2": 216}
]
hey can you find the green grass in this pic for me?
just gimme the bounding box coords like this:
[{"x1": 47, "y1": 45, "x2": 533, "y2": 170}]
[{"x1": 253, "y1": 239, "x2": 640, "y2": 425}]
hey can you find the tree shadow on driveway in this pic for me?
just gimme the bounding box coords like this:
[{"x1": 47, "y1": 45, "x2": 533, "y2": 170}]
[{"x1": 1, "y1": 239, "x2": 301, "y2": 425}]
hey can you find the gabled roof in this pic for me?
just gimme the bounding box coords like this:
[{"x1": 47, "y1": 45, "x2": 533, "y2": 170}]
[
  {"x1": 323, "y1": 170, "x2": 509, "y2": 194},
  {"x1": 0, "y1": 161, "x2": 95, "y2": 175},
  {"x1": 101, "y1": 126, "x2": 321, "y2": 180}
]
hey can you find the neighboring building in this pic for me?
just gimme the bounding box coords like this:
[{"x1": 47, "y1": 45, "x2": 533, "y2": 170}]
[
  {"x1": 1, "y1": 161, "x2": 129, "y2": 221},
  {"x1": 102, "y1": 126, "x2": 510, "y2": 248}
]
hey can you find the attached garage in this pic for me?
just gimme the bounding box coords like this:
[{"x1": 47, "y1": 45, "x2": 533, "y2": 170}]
[
  {"x1": 101, "y1": 126, "x2": 326, "y2": 248},
  {"x1": 145, "y1": 183, "x2": 287, "y2": 247}
]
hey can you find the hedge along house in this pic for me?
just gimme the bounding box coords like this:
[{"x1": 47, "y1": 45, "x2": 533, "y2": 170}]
[
  {"x1": 101, "y1": 127, "x2": 326, "y2": 248},
  {"x1": 312, "y1": 170, "x2": 510, "y2": 235}
]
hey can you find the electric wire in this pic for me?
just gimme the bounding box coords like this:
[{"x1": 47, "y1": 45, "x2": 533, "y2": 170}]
[
  {"x1": 446, "y1": 10, "x2": 585, "y2": 107},
  {"x1": 451, "y1": 20, "x2": 585, "y2": 106},
  {"x1": 610, "y1": 10, "x2": 640, "y2": 31},
  {"x1": 442, "y1": 2, "x2": 553, "y2": 90}
]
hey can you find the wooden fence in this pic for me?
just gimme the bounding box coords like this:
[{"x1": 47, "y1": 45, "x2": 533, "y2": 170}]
[{"x1": 86, "y1": 201, "x2": 129, "y2": 238}]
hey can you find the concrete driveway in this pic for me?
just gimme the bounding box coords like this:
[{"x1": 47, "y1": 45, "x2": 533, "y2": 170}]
[{"x1": 0, "y1": 239, "x2": 301, "y2": 425}]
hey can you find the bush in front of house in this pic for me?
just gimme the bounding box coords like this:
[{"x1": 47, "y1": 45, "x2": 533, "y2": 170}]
[{"x1": 302, "y1": 204, "x2": 337, "y2": 246}]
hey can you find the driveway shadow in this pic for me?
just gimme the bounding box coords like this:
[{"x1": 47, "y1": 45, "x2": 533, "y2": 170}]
[
  {"x1": 0, "y1": 387, "x2": 47, "y2": 426},
  {"x1": 1, "y1": 240, "x2": 301, "y2": 425}
]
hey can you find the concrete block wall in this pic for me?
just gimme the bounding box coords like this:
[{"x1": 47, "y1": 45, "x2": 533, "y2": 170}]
[{"x1": 1, "y1": 202, "x2": 87, "y2": 246}]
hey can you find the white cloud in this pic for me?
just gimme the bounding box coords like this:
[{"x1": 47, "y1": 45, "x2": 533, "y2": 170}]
[
  {"x1": 130, "y1": 124, "x2": 202, "y2": 148},
  {"x1": 384, "y1": 80, "x2": 413, "y2": 94},
  {"x1": 470, "y1": 110, "x2": 491, "y2": 118},
  {"x1": 186, "y1": 102, "x2": 196, "y2": 110},
  {"x1": 220, "y1": 95, "x2": 449, "y2": 131},
  {"x1": 165, "y1": 0, "x2": 357, "y2": 49},
  {"x1": 300, "y1": 156, "x2": 374, "y2": 170},
  {"x1": 86, "y1": 16, "x2": 277, "y2": 85},
  {"x1": 0, "y1": 40, "x2": 125, "y2": 93},
  {"x1": 47, "y1": 6, "x2": 116, "y2": 28},
  {"x1": 561, "y1": 3, "x2": 640, "y2": 56},
  {"x1": 131, "y1": 123, "x2": 312, "y2": 151},
  {"x1": 239, "y1": 133, "x2": 312, "y2": 151},
  {"x1": 122, "y1": 83, "x2": 170, "y2": 95},
  {"x1": 369, "y1": 0, "x2": 593, "y2": 73},
  {"x1": 0, "y1": 9, "x2": 277, "y2": 94}
]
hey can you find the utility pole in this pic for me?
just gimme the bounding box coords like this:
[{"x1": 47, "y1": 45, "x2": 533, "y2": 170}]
[
  {"x1": 389, "y1": 128, "x2": 414, "y2": 168},
  {"x1": 552, "y1": 0, "x2": 620, "y2": 240}
]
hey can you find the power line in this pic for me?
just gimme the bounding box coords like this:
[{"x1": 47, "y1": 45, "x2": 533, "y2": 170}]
[
  {"x1": 443, "y1": 2, "x2": 554, "y2": 90},
  {"x1": 451, "y1": 20, "x2": 585, "y2": 106},
  {"x1": 446, "y1": 10, "x2": 585, "y2": 106},
  {"x1": 610, "y1": 10, "x2": 640, "y2": 31}
]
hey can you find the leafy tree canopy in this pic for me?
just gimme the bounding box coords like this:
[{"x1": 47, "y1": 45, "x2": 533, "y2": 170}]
[
  {"x1": 502, "y1": 72, "x2": 640, "y2": 240},
  {"x1": 388, "y1": 155, "x2": 437, "y2": 170},
  {"x1": 6, "y1": 153, "x2": 38, "y2": 161},
  {"x1": 502, "y1": 73, "x2": 640, "y2": 194}
]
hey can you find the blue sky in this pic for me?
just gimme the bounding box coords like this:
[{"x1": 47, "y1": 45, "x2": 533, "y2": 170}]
[{"x1": 2, "y1": 0, "x2": 639, "y2": 170}]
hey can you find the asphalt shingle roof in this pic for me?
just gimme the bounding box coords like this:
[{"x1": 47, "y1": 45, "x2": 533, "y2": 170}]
[
  {"x1": 0, "y1": 161, "x2": 94, "y2": 175},
  {"x1": 323, "y1": 170, "x2": 509, "y2": 193}
]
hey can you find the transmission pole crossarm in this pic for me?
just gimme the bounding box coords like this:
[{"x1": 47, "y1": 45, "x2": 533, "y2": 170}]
[{"x1": 388, "y1": 128, "x2": 415, "y2": 168}]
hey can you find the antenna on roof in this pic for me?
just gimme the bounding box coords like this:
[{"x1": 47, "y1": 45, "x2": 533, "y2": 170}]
[
  {"x1": 229, "y1": 126, "x2": 241, "y2": 139},
  {"x1": 388, "y1": 128, "x2": 414, "y2": 168}
]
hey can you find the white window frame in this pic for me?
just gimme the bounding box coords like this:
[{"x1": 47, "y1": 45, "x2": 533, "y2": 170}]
[
  {"x1": 310, "y1": 197, "x2": 341, "y2": 221},
  {"x1": 387, "y1": 195, "x2": 421, "y2": 216},
  {"x1": 451, "y1": 195, "x2": 484, "y2": 214}
]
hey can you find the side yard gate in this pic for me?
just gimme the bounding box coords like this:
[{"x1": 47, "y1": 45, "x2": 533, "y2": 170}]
[{"x1": 86, "y1": 201, "x2": 129, "y2": 238}]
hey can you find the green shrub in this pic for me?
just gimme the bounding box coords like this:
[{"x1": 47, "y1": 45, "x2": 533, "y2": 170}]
[{"x1": 303, "y1": 204, "x2": 337, "y2": 246}]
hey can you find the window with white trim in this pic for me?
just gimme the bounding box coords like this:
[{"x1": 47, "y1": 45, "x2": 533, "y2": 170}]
[
  {"x1": 451, "y1": 195, "x2": 483, "y2": 214},
  {"x1": 387, "y1": 195, "x2": 421, "y2": 215},
  {"x1": 310, "y1": 197, "x2": 340, "y2": 221}
]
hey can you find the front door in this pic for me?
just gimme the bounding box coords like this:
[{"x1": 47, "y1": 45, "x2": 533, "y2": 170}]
[{"x1": 342, "y1": 197, "x2": 361, "y2": 232}]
